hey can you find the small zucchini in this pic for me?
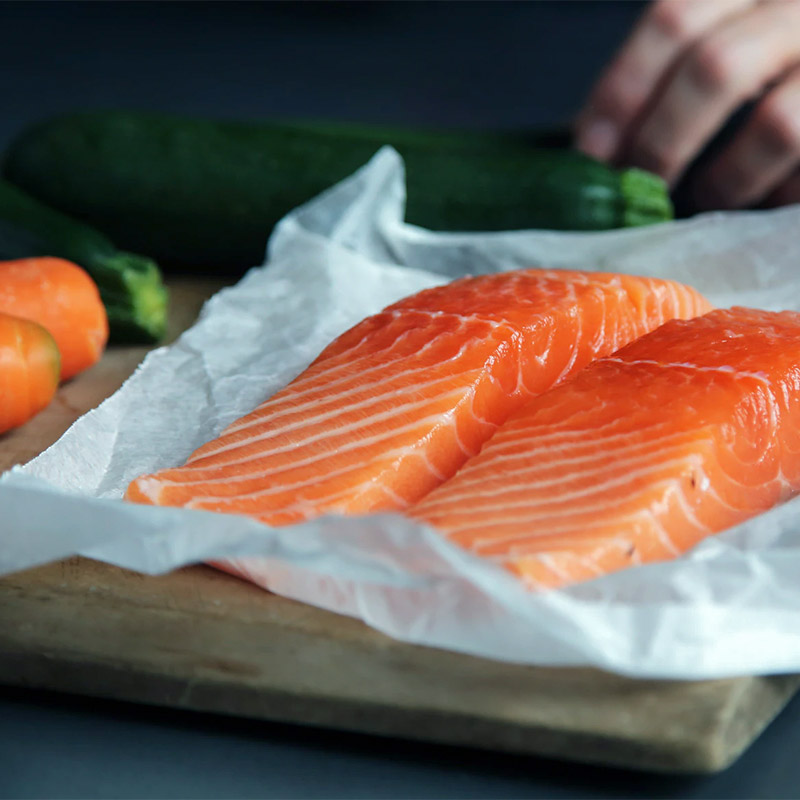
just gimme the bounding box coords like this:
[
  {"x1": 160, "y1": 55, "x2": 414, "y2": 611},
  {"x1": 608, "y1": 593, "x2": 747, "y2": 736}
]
[{"x1": 0, "y1": 179, "x2": 168, "y2": 343}]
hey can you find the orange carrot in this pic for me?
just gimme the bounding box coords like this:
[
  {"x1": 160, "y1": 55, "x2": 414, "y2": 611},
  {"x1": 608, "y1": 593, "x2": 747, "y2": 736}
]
[
  {"x1": 0, "y1": 312, "x2": 60, "y2": 434},
  {"x1": 0, "y1": 257, "x2": 108, "y2": 381}
]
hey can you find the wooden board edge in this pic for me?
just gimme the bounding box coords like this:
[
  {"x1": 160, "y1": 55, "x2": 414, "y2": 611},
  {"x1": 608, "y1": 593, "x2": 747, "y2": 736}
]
[
  {"x1": 1, "y1": 583, "x2": 795, "y2": 777},
  {"x1": 0, "y1": 648, "x2": 751, "y2": 775},
  {"x1": 707, "y1": 673, "x2": 800, "y2": 771}
]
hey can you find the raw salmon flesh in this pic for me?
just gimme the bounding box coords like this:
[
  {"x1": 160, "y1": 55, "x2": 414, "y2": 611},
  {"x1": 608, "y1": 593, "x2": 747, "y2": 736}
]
[
  {"x1": 411, "y1": 307, "x2": 800, "y2": 588},
  {"x1": 126, "y1": 269, "x2": 710, "y2": 530}
]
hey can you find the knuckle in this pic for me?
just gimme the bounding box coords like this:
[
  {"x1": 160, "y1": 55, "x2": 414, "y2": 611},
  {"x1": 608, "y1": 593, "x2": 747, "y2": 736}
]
[
  {"x1": 754, "y1": 97, "x2": 800, "y2": 157},
  {"x1": 613, "y1": 66, "x2": 652, "y2": 113},
  {"x1": 688, "y1": 36, "x2": 741, "y2": 95},
  {"x1": 593, "y1": 79, "x2": 640, "y2": 120},
  {"x1": 649, "y1": 0, "x2": 695, "y2": 42}
]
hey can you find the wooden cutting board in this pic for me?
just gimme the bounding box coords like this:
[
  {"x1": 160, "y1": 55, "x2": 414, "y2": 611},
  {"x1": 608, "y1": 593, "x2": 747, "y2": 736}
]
[{"x1": 0, "y1": 278, "x2": 797, "y2": 775}]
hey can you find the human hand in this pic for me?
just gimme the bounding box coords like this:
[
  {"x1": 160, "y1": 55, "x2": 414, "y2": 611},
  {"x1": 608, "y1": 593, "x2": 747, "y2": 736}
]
[{"x1": 575, "y1": 0, "x2": 800, "y2": 210}]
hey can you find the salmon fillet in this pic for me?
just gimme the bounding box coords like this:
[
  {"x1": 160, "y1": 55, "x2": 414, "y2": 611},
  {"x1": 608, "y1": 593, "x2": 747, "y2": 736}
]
[
  {"x1": 410, "y1": 307, "x2": 800, "y2": 589},
  {"x1": 125, "y1": 269, "x2": 710, "y2": 523}
]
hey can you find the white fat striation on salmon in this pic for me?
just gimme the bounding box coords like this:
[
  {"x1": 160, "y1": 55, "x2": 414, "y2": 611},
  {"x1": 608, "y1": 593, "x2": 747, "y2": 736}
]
[
  {"x1": 126, "y1": 269, "x2": 710, "y2": 526},
  {"x1": 410, "y1": 307, "x2": 800, "y2": 589}
]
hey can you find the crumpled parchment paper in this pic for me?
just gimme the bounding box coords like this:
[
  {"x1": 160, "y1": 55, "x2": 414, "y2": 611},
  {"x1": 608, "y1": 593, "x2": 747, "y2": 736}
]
[{"x1": 4, "y1": 147, "x2": 800, "y2": 680}]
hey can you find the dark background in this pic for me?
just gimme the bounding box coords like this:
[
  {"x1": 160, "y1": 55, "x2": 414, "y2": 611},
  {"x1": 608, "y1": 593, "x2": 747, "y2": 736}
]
[
  {"x1": 3, "y1": 2, "x2": 799, "y2": 798},
  {"x1": 0, "y1": 0, "x2": 647, "y2": 147}
]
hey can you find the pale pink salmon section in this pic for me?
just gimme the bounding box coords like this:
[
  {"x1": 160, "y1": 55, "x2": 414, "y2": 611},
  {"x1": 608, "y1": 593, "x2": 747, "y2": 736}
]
[
  {"x1": 125, "y1": 270, "x2": 710, "y2": 524},
  {"x1": 410, "y1": 308, "x2": 800, "y2": 589}
]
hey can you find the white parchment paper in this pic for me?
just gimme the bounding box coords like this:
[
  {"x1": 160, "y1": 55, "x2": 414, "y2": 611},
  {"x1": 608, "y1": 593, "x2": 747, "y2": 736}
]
[{"x1": 4, "y1": 147, "x2": 800, "y2": 680}]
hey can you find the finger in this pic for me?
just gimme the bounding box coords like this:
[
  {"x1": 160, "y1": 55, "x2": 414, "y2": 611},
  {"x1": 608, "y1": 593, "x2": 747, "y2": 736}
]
[
  {"x1": 575, "y1": 0, "x2": 754, "y2": 161},
  {"x1": 625, "y1": 0, "x2": 800, "y2": 185},
  {"x1": 694, "y1": 66, "x2": 800, "y2": 208},
  {"x1": 762, "y1": 166, "x2": 800, "y2": 207}
]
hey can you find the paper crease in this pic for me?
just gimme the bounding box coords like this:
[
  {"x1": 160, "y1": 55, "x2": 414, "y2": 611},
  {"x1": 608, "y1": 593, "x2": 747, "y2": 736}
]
[{"x1": 3, "y1": 147, "x2": 800, "y2": 679}]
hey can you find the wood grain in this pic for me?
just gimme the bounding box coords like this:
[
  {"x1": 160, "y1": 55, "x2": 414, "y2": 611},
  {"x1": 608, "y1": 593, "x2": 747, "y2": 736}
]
[{"x1": 0, "y1": 278, "x2": 797, "y2": 774}]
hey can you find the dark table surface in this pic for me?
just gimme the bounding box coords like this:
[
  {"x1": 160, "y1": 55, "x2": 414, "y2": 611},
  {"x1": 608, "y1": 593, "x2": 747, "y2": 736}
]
[
  {"x1": 2, "y1": 2, "x2": 796, "y2": 797},
  {"x1": 2, "y1": 684, "x2": 800, "y2": 800}
]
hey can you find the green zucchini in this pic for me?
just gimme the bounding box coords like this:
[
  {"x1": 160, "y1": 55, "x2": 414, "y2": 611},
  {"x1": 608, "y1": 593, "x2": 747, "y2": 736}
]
[
  {"x1": 2, "y1": 111, "x2": 673, "y2": 271},
  {"x1": 0, "y1": 179, "x2": 168, "y2": 343}
]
